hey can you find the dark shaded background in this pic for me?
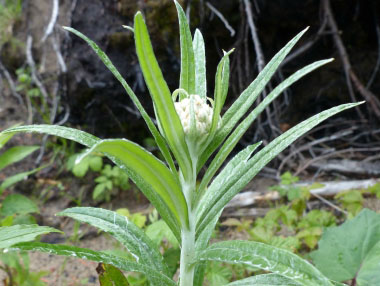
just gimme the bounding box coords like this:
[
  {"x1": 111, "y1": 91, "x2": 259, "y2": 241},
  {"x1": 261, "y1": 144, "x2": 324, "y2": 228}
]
[{"x1": 1, "y1": 0, "x2": 379, "y2": 176}]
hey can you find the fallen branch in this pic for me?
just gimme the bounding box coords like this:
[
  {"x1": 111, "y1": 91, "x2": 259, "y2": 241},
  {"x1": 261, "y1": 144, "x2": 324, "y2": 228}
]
[
  {"x1": 222, "y1": 207, "x2": 269, "y2": 218},
  {"x1": 226, "y1": 178, "x2": 379, "y2": 208},
  {"x1": 310, "y1": 159, "x2": 380, "y2": 176}
]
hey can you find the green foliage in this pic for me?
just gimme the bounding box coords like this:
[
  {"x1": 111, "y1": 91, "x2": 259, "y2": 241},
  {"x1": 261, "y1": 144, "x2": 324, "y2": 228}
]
[
  {"x1": 0, "y1": 0, "x2": 22, "y2": 47},
  {"x1": 0, "y1": 131, "x2": 42, "y2": 195},
  {"x1": 146, "y1": 220, "x2": 179, "y2": 249},
  {"x1": 15, "y1": 68, "x2": 42, "y2": 98},
  {"x1": 67, "y1": 151, "x2": 130, "y2": 201},
  {"x1": 0, "y1": 225, "x2": 60, "y2": 249},
  {"x1": 0, "y1": 145, "x2": 39, "y2": 171},
  {"x1": 97, "y1": 263, "x2": 130, "y2": 286},
  {"x1": 197, "y1": 240, "x2": 333, "y2": 286},
  {"x1": 335, "y1": 190, "x2": 364, "y2": 216},
  {"x1": 0, "y1": 252, "x2": 49, "y2": 286},
  {"x1": 227, "y1": 273, "x2": 301, "y2": 286},
  {"x1": 0, "y1": 1, "x2": 362, "y2": 285},
  {"x1": 367, "y1": 183, "x2": 380, "y2": 198},
  {"x1": 0, "y1": 194, "x2": 39, "y2": 226},
  {"x1": 116, "y1": 208, "x2": 147, "y2": 229},
  {"x1": 67, "y1": 151, "x2": 103, "y2": 177},
  {"x1": 205, "y1": 262, "x2": 233, "y2": 286},
  {"x1": 311, "y1": 208, "x2": 380, "y2": 285}
]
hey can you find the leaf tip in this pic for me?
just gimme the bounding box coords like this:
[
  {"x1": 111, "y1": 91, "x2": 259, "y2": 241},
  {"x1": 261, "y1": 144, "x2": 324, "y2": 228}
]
[
  {"x1": 122, "y1": 25, "x2": 134, "y2": 33},
  {"x1": 134, "y1": 11, "x2": 143, "y2": 20}
]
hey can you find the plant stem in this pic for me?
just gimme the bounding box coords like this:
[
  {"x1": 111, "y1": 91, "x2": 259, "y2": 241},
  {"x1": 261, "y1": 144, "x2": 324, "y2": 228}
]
[
  {"x1": 179, "y1": 212, "x2": 195, "y2": 286},
  {"x1": 179, "y1": 159, "x2": 197, "y2": 286}
]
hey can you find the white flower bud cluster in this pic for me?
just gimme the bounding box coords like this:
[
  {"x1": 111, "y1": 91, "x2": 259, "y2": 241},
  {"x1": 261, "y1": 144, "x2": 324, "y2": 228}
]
[{"x1": 174, "y1": 94, "x2": 214, "y2": 136}]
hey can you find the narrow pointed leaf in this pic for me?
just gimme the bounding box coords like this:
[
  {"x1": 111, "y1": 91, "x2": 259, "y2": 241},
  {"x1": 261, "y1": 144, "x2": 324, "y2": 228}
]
[
  {"x1": 175, "y1": 0, "x2": 196, "y2": 96},
  {"x1": 196, "y1": 142, "x2": 261, "y2": 227},
  {"x1": 226, "y1": 273, "x2": 301, "y2": 285},
  {"x1": 0, "y1": 130, "x2": 16, "y2": 148},
  {"x1": 193, "y1": 29, "x2": 207, "y2": 99},
  {"x1": 197, "y1": 240, "x2": 333, "y2": 286},
  {"x1": 198, "y1": 28, "x2": 309, "y2": 169},
  {"x1": 0, "y1": 125, "x2": 100, "y2": 147},
  {"x1": 203, "y1": 50, "x2": 232, "y2": 153},
  {"x1": 0, "y1": 166, "x2": 44, "y2": 195},
  {"x1": 63, "y1": 27, "x2": 176, "y2": 173},
  {"x1": 197, "y1": 59, "x2": 332, "y2": 191},
  {"x1": 0, "y1": 145, "x2": 39, "y2": 171},
  {"x1": 0, "y1": 225, "x2": 61, "y2": 249},
  {"x1": 12, "y1": 242, "x2": 176, "y2": 286},
  {"x1": 134, "y1": 12, "x2": 193, "y2": 182},
  {"x1": 81, "y1": 139, "x2": 187, "y2": 236},
  {"x1": 197, "y1": 102, "x2": 362, "y2": 236},
  {"x1": 58, "y1": 207, "x2": 169, "y2": 276}
]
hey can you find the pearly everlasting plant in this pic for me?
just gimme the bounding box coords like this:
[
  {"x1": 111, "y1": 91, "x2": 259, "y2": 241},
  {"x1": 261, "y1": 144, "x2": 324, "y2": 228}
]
[{"x1": 0, "y1": 1, "x2": 361, "y2": 285}]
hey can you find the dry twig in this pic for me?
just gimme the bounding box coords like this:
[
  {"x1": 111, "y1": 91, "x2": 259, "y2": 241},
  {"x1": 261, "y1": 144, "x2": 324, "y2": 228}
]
[
  {"x1": 206, "y1": 2, "x2": 235, "y2": 37},
  {"x1": 41, "y1": 0, "x2": 59, "y2": 43}
]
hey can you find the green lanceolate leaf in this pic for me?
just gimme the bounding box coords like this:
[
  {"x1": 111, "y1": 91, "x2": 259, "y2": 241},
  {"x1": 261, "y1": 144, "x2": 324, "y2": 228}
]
[
  {"x1": 97, "y1": 263, "x2": 130, "y2": 286},
  {"x1": 196, "y1": 102, "x2": 362, "y2": 237},
  {"x1": 175, "y1": 0, "x2": 196, "y2": 96},
  {"x1": 198, "y1": 28, "x2": 309, "y2": 168},
  {"x1": 226, "y1": 273, "x2": 301, "y2": 286},
  {"x1": 0, "y1": 125, "x2": 100, "y2": 147},
  {"x1": 0, "y1": 225, "x2": 61, "y2": 249},
  {"x1": 193, "y1": 29, "x2": 206, "y2": 99},
  {"x1": 0, "y1": 165, "x2": 46, "y2": 195},
  {"x1": 202, "y1": 49, "x2": 232, "y2": 154},
  {"x1": 197, "y1": 240, "x2": 333, "y2": 286},
  {"x1": 197, "y1": 59, "x2": 333, "y2": 188},
  {"x1": 12, "y1": 242, "x2": 176, "y2": 286},
  {"x1": 0, "y1": 130, "x2": 16, "y2": 148},
  {"x1": 134, "y1": 12, "x2": 193, "y2": 182},
  {"x1": 0, "y1": 145, "x2": 39, "y2": 171},
  {"x1": 63, "y1": 27, "x2": 176, "y2": 173},
  {"x1": 58, "y1": 207, "x2": 169, "y2": 276},
  {"x1": 311, "y1": 208, "x2": 380, "y2": 283},
  {"x1": 80, "y1": 139, "x2": 187, "y2": 236},
  {"x1": 196, "y1": 143, "x2": 261, "y2": 230}
]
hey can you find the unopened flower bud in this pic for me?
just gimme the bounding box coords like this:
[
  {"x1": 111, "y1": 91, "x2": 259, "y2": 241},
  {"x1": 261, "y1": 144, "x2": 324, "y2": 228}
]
[{"x1": 174, "y1": 94, "x2": 217, "y2": 137}]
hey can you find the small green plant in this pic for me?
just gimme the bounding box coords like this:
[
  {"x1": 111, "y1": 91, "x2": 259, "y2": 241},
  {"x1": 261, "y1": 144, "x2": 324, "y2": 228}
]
[
  {"x1": 67, "y1": 151, "x2": 130, "y2": 201},
  {"x1": 335, "y1": 189, "x2": 364, "y2": 217},
  {"x1": 224, "y1": 173, "x2": 339, "y2": 252},
  {"x1": 15, "y1": 68, "x2": 42, "y2": 99},
  {"x1": 271, "y1": 171, "x2": 323, "y2": 215},
  {"x1": 0, "y1": 1, "x2": 362, "y2": 285},
  {"x1": 0, "y1": 251, "x2": 49, "y2": 286},
  {"x1": 0, "y1": 129, "x2": 40, "y2": 195},
  {"x1": 0, "y1": 166, "x2": 47, "y2": 286}
]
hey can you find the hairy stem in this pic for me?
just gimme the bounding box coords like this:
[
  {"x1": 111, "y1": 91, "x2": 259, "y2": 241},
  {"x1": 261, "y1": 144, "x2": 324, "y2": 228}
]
[
  {"x1": 179, "y1": 154, "x2": 197, "y2": 286},
  {"x1": 179, "y1": 208, "x2": 196, "y2": 286}
]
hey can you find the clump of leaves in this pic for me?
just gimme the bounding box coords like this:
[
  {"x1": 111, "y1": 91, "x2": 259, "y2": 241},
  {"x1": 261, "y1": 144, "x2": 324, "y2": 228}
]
[
  {"x1": 67, "y1": 151, "x2": 130, "y2": 201},
  {"x1": 0, "y1": 1, "x2": 362, "y2": 285}
]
